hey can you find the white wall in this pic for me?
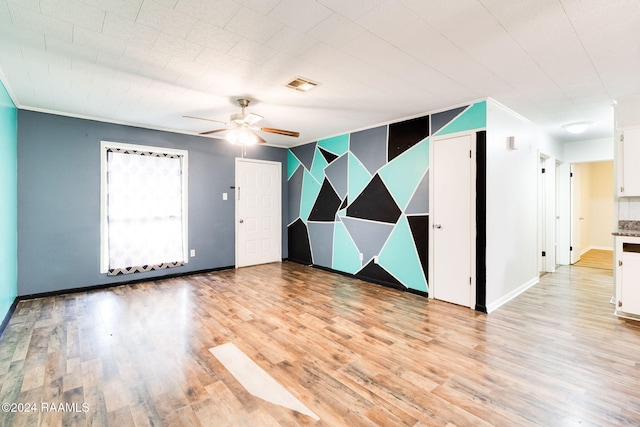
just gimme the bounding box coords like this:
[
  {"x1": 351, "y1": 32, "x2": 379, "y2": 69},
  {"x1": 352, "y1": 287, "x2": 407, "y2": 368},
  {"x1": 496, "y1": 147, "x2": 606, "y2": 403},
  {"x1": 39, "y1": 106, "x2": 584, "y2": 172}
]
[
  {"x1": 564, "y1": 138, "x2": 614, "y2": 163},
  {"x1": 485, "y1": 99, "x2": 562, "y2": 312}
]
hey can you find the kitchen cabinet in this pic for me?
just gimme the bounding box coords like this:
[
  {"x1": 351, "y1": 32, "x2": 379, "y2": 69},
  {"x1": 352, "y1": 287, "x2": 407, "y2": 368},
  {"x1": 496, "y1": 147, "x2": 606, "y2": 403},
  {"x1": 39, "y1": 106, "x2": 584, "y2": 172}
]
[
  {"x1": 618, "y1": 128, "x2": 640, "y2": 197},
  {"x1": 615, "y1": 236, "x2": 640, "y2": 318}
]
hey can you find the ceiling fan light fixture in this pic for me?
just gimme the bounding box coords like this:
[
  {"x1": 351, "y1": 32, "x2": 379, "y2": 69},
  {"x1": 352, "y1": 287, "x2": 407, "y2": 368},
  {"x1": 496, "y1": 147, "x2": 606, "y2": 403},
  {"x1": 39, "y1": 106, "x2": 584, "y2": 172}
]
[
  {"x1": 286, "y1": 77, "x2": 318, "y2": 92},
  {"x1": 227, "y1": 127, "x2": 257, "y2": 145},
  {"x1": 563, "y1": 121, "x2": 593, "y2": 134}
]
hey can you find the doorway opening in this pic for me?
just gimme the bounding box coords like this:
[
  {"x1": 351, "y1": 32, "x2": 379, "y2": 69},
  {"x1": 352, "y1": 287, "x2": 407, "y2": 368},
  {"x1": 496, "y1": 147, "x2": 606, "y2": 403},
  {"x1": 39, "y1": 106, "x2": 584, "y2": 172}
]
[{"x1": 569, "y1": 161, "x2": 615, "y2": 270}]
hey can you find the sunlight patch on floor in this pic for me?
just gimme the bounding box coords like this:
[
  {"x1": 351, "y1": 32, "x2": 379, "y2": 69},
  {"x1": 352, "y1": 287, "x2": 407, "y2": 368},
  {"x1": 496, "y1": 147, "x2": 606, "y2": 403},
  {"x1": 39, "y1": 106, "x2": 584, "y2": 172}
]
[{"x1": 210, "y1": 342, "x2": 319, "y2": 421}]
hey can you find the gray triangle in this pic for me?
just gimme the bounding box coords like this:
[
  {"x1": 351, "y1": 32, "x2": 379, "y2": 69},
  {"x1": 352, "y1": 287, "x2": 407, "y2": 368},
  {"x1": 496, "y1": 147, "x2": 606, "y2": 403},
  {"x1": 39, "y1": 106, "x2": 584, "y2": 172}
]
[
  {"x1": 341, "y1": 216, "x2": 394, "y2": 263},
  {"x1": 287, "y1": 166, "x2": 303, "y2": 224},
  {"x1": 324, "y1": 153, "x2": 348, "y2": 199},
  {"x1": 290, "y1": 141, "x2": 317, "y2": 171},
  {"x1": 308, "y1": 222, "x2": 334, "y2": 268},
  {"x1": 405, "y1": 170, "x2": 429, "y2": 215},
  {"x1": 350, "y1": 125, "x2": 387, "y2": 175},
  {"x1": 432, "y1": 106, "x2": 467, "y2": 135}
]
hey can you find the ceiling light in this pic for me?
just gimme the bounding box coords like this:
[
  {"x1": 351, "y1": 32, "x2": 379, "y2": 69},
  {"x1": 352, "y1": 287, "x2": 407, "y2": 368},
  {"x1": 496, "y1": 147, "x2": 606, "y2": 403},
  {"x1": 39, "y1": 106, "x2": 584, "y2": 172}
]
[
  {"x1": 286, "y1": 77, "x2": 318, "y2": 92},
  {"x1": 563, "y1": 121, "x2": 593, "y2": 134},
  {"x1": 226, "y1": 127, "x2": 257, "y2": 145}
]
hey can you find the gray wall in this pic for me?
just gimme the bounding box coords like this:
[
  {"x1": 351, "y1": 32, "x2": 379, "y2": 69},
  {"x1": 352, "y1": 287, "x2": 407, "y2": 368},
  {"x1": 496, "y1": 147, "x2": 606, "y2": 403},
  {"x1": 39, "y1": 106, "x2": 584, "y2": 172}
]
[{"x1": 17, "y1": 110, "x2": 288, "y2": 296}]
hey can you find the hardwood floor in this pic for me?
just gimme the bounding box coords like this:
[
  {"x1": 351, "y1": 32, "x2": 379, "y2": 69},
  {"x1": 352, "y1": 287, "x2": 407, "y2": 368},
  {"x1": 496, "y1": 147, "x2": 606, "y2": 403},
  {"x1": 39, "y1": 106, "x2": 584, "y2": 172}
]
[
  {"x1": 574, "y1": 249, "x2": 614, "y2": 270},
  {"x1": 1, "y1": 261, "x2": 639, "y2": 426}
]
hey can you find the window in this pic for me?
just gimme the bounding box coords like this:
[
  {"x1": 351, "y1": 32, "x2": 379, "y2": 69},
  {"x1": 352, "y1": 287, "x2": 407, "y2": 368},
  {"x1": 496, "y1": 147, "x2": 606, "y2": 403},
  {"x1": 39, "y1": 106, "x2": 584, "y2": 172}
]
[{"x1": 100, "y1": 141, "x2": 188, "y2": 275}]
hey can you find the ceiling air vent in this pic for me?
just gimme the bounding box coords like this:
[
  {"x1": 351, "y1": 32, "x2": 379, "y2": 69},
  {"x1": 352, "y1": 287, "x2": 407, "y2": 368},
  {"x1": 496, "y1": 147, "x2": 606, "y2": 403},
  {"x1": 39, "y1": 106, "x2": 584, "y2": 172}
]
[{"x1": 286, "y1": 77, "x2": 318, "y2": 92}]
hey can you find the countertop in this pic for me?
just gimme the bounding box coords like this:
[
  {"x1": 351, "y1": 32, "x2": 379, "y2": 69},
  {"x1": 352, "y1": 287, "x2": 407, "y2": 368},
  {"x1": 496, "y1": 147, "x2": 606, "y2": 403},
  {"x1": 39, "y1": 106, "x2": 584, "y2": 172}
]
[{"x1": 613, "y1": 220, "x2": 640, "y2": 237}]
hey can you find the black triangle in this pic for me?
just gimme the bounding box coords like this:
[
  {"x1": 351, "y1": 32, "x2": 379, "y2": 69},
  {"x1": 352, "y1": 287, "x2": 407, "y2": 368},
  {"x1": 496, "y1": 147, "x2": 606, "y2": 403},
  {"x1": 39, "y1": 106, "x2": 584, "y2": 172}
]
[
  {"x1": 346, "y1": 174, "x2": 401, "y2": 224},
  {"x1": 318, "y1": 147, "x2": 339, "y2": 164},
  {"x1": 339, "y1": 197, "x2": 348, "y2": 210},
  {"x1": 357, "y1": 259, "x2": 405, "y2": 290},
  {"x1": 388, "y1": 115, "x2": 430, "y2": 162},
  {"x1": 407, "y1": 215, "x2": 428, "y2": 282},
  {"x1": 308, "y1": 179, "x2": 342, "y2": 222},
  {"x1": 288, "y1": 218, "x2": 312, "y2": 264}
]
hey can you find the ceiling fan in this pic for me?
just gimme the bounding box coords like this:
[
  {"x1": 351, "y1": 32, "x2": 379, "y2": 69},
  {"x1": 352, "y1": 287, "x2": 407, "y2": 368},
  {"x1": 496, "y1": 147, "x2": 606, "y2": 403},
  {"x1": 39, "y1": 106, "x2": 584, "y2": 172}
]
[{"x1": 185, "y1": 98, "x2": 300, "y2": 145}]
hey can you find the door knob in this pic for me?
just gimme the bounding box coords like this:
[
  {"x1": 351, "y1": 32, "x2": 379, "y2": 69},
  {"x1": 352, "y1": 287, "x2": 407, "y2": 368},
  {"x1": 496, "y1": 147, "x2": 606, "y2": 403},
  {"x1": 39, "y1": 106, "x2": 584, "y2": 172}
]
[
  {"x1": 239, "y1": 219, "x2": 244, "y2": 223},
  {"x1": 433, "y1": 224, "x2": 442, "y2": 229}
]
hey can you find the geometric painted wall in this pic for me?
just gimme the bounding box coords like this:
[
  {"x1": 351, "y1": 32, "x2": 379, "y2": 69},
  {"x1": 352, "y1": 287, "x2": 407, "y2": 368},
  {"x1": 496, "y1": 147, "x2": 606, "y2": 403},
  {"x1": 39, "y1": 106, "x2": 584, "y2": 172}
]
[{"x1": 288, "y1": 101, "x2": 486, "y2": 294}]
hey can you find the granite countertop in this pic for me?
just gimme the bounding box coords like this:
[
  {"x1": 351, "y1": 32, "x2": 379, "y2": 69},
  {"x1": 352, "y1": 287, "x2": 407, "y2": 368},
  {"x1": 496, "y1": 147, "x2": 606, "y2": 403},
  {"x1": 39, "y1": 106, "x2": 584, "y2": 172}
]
[{"x1": 613, "y1": 220, "x2": 640, "y2": 237}]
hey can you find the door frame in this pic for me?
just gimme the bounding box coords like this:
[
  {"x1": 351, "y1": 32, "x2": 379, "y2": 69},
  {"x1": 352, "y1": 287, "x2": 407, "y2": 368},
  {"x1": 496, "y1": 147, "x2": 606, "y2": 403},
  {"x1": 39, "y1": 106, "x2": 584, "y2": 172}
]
[
  {"x1": 538, "y1": 155, "x2": 547, "y2": 273},
  {"x1": 235, "y1": 158, "x2": 282, "y2": 268},
  {"x1": 428, "y1": 131, "x2": 477, "y2": 308},
  {"x1": 555, "y1": 161, "x2": 571, "y2": 265},
  {"x1": 569, "y1": 163, "x2": 581, "y2": 264}
]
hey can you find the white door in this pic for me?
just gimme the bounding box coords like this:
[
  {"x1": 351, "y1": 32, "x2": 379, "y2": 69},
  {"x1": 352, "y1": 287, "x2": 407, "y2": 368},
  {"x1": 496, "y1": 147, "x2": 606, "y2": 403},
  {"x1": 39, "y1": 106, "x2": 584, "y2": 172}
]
[
  {"x1": 570, "y1": 164, "x2": 581, "y2": 264},
  {"x1": 431, "y1": 134, "x2": 474, "y2": 307},
  {"x1": 235, "y1": 159, "x2": 282, "y2": 268}
]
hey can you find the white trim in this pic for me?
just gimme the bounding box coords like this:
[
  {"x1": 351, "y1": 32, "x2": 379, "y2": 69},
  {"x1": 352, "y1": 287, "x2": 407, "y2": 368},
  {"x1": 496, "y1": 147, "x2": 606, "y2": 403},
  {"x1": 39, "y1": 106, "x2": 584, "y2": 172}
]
[
  {"x1": 100, "y1": 141, "x2": 189, "y2": 273},
  {"x1": 486, "y1": 277, "x2": 539, "y2": 313}
]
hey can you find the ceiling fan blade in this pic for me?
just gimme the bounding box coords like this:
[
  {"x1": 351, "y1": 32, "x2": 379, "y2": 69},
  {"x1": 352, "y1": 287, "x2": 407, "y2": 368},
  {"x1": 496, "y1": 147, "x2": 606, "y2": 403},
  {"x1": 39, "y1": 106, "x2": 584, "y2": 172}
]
[
  {"x1": 199, "y1": 128, "x2": 228, "y2": 135},
  {"x1": 184, "y1": 115, "x2": 227, "y2": 125},
  {"x1": 252, "y1": 130, "x2": 266, "y2": 144},
  {"x1": 260, "y1": 127, "x2": 300, "y2": 138},
  {"x1": 244, "y1": 113, "x2": 263, "y2": 125}
]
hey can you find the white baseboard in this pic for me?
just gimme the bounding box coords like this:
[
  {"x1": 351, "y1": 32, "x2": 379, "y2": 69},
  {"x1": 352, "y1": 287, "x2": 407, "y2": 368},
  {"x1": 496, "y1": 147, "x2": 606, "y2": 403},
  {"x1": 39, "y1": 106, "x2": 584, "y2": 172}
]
[
  {"x1": 580, "y1": 245, "x2": 614, "y2": 255},
  {"x1": 486, "y1": 276, "x2": 539, "y2": 314},
  {"x1": 590, "y1": 245, "x2": 614, "y2": 251}
]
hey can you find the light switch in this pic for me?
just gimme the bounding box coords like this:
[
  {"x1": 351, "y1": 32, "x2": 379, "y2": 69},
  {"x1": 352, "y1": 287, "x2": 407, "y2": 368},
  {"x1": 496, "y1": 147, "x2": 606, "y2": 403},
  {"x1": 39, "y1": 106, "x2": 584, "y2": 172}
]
[
  {"x1": 190, "y1": 249, "x2": 195, "y2": 257},
  {"x1": 223, "y1": 192, "x2": 228, "y2": 200}
]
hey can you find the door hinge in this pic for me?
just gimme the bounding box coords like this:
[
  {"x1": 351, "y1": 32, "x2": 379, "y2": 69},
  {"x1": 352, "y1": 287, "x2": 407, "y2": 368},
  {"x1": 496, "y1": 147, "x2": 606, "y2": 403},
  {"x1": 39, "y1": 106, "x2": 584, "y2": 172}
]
[
  {"x1": 469, "y1": 150, "x2": 472, "y2": 158},
  {"x1": 542, "y1": 251, "x2": 546, "y2": 257},
  {"x1": 541, "y1": 168, "x2": 545, "y2": 173},
  {"x1": 619, "y1": 260, "x2": 623, "y2": 267},
  {"x1": 469, "y1": 277, "x2": 472, "y2": 285},
  {"x1": 570, "y1": 172, "x2": 573, "y2": 178},
  {"x1": 618, "y1": 300, "x2": 623, "y2": 307},
  {"x1": 621, "y1": 186, "x2": 625, "y2": 193},
  {"x1": 620, "y1": 134, "x2": 625, "y2": 142},
  {"x1": 570, "y1": 246, "x2": 573, "y2": 251}
]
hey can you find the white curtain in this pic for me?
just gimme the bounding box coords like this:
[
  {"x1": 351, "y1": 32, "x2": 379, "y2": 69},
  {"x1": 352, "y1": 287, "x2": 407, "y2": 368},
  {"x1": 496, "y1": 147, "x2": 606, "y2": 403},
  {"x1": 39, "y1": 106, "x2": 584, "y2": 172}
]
[{"x1": 106, "y1": 148, "x2": 185, "y2": 275}]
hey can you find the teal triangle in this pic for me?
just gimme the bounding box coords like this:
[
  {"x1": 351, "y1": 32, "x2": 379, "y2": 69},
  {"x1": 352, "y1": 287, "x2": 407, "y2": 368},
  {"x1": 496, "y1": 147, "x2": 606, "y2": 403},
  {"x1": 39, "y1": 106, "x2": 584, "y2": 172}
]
[
  {"x1": 338, "y1": 208, "x2": 347, "y2": 217},
  {"x1": 287, "y1": 149, "x2": 301, "y2": 179},
  {"x1": 378, "y1": 138, "x2": 429, "y2": 211},
  {"x1": 300, "y1": 170, "x2": 321, "y2": 222},
  {"x1": 310, "y1": 147, "x2": 328, "y2": 183},
  {"x1": 332, "y1": 221, "x2": 361, "y2": 274},
  {"x1": 348, "y1": 153, "x2": 371, "y2": 201},
  {"x1": 377, "y1": 215, "x2": 428, "y2": 292},
  {"x1": 318, "y1": 134, "x2": 349, "y2": 156},
  {"x1": 435, "y1": 101, "x2": 486, "y2": 136}
]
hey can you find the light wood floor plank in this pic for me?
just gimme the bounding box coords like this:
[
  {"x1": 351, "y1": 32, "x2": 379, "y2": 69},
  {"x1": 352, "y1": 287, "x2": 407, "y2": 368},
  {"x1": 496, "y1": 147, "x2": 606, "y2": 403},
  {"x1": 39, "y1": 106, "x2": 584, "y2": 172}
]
[
  {"x1": 575, "y1": 249, "x2": 614, "y2": 270},
  {"x1": 1, "y1": 261, "x2": 639, "y2": 426}
]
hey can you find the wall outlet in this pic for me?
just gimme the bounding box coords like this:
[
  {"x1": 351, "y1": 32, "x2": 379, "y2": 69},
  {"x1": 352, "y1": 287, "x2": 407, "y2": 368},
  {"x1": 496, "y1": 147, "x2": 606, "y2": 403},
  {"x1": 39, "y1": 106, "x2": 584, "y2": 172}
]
[
  {"x1": 222, "y1": 192, "x2": 228, "y2": 200},
  {"x1": 190, "y1": 249, "x2": 195, "y2": 257}
]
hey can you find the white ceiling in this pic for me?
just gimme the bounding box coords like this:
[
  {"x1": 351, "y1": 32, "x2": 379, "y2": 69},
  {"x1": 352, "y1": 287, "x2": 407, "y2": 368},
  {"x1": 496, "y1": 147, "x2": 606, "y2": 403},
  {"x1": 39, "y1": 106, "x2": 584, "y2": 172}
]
[{"x1": 0, "y1": 0, "x2": 637, "y2": 147}]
